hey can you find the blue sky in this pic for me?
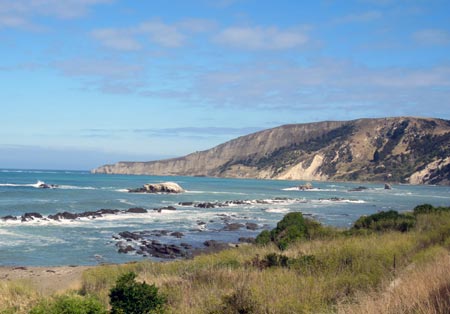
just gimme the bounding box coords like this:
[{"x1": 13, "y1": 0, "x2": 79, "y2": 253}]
[{"x1": 1, "y1": 0, "x2": 449, "y2": 170}]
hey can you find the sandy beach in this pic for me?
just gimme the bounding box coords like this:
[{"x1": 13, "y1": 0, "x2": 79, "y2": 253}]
[{"x1": 0, "y1": 265, "x2": 91, "y2": 295}]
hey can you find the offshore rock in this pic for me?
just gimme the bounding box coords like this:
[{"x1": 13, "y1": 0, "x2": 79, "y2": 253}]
[{"x1": 128, "y1": 182, "x2": 185, "y2": 193}]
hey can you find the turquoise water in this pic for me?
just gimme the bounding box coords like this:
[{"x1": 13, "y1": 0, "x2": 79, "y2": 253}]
[{"x1": 0, "y1": 169, "x2": 449, "y2": 266}]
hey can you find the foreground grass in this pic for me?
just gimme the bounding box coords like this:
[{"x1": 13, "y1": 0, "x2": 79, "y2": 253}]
[{"x1": 2, "y1": 208, "x2": 450, "y2": 313}]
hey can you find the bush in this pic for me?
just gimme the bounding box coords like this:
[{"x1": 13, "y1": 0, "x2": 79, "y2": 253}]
[
  {"x1": 29, "y1": 295, "x2": 106, "y2": 314},
  {"x1": 414, "y1": 204, "x2": 450, "y2": 215},
  {"x1": 255, "y1": 212, "x2": 334, "y2": 250},
  {"x1": 352, "y1": 210, "x2": 415, "y2": 232},
  {"x1": 255, "y1": 230, "x2": 271, "y2": 245},
  {"x1": 109, "y1": 272, "x2": 166, "y2": 314}
]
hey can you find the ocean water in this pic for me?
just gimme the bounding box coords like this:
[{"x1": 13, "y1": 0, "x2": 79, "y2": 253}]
[{"x1": 0, "y1": 169, "x2": 449, "y2": 266}]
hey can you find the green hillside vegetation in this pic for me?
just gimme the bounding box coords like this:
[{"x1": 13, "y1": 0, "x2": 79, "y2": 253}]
[{"x1": 2, "y1": 204, "x2": 450, "y2": 314}]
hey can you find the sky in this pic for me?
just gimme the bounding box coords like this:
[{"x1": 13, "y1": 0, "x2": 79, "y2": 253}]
[{"x1": 0, "y1": 0, "x2": 449, "y2": 170}]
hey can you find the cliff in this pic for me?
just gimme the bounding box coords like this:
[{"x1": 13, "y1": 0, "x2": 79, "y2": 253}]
[{"x1": 92, "y1": 117, "x2": 450, "y2": 185}]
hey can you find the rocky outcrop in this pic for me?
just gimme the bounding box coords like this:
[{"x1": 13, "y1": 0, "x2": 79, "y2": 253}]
[
  {"x1": 128, "y1": 182, "x2": 184, "y2": 193},
  {"x1": 92, "y1": 117, "x2": 450, "y2": 185}
]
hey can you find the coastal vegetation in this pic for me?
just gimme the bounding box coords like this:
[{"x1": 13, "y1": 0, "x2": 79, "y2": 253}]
[{"x1": 1, "y1": 204, "x2": 450, "y2": 313}]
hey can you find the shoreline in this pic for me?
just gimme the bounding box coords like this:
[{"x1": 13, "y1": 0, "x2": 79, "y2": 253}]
[{"x1": 0, "y1": 265, "x2": 92, "y2": 295}]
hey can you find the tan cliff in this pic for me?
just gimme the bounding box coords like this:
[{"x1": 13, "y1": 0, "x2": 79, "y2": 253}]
[{"x1": 92, "y1": 117, "x2": 450, "y2": 185}]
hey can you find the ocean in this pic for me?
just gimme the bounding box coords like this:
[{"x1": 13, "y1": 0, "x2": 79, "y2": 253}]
[{"x1": 0, "y1": 169, "x2": 449, "y2": 266}]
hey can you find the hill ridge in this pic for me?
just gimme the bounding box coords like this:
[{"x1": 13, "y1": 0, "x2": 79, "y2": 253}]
[{"x1": 92, "y1": 117, "x2": 450, "y2": 185}]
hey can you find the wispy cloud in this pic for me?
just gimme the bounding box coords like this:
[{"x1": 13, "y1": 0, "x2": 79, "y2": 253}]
[
  {"x1": 82, "y1": 126, "x2": 264, "y2": 140},
  {"x1": 182, "y1": 59, "x2": 450, "y2": 115},
  {"x1": 413, "y1": 28, "x2": 450, "y2": 46},
  {"x1": 91, "y1": 28, "x2": 142, "y2": 51},
  {"x1": 214, "y1": 26, "x2": 309, "y2": 50},
  {"x1": 91, "y1": 18, "x2": 216, "y2": 51},
  {"x1": 55, "y1": 58, "x2": 145, "y2": 94},
  {"x1": 333, "y1": 10, "x2": 382, "y2": 24},
  {"x1": 0, "y1": 0, "x2": 113, "y2": 30}
]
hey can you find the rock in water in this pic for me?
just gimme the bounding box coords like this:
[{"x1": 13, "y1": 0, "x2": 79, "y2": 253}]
[
  {"x1": 298, "y1": 182, "x2": 313, "y2": 190},
  {"x1": 384, "y1": 183, "x2": 392, "y2": 190},
  {"x1": 128, "y1": 182, "x2": 185, "y2": 193}
]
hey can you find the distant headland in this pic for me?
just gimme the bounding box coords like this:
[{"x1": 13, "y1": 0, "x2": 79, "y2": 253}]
[{"x1": 92, "y1": 117, "x2": 450, "y2": 185}]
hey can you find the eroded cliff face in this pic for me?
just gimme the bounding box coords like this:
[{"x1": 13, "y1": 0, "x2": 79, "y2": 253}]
[{"x1": 92, "y1": 117, "x2": 450, "y2": 185}]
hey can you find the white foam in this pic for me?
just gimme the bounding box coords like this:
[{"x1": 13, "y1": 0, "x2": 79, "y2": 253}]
[
  {"x1": 58, "y1": 185, "x2": 96, "y2": 190},
  {"x1": 282, "y1": 187, "x2": 337, "y2": 192},
  {"x1": 265, "y1": 208, "x2": 290, "y2": 213},
  {"x1": 117, "y1": 199, "x2": 136, "y2": 206},
  {"x1": 312, "y1": 199, "x2": 366, "y2": 204},
  {"x1": 186, "y1": 190, "x2": 246, "y2": 195},
  {"x1": 115, "y1": 189, "x2": 129, "y2": 193}
]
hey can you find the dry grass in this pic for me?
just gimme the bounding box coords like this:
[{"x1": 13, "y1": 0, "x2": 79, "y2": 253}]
[
  {"x1": 337, "y1": 249, "x2": 450, "y2": 314},
  {"x1": 0, "y1": 279, "x2": 40, "y2": 314}
]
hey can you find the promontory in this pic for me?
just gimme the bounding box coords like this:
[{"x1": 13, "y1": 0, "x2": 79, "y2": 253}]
[{"x1": 92, "y1": 117, "x2": 450, "y2": 185}]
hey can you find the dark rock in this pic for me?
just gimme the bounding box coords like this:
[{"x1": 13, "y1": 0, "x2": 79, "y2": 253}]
[
  {"x1": 48, "y1": 211, "x2": 78, "y2": 220},
  {"x1": 2, "y1": 215, "x2": 17, "y2": 221},
  {"x1": 203, "y1": 240, "x2": 218, "y2": 247},
  {"x1": 223, "y1": 223, "x2": 244, "y2": 231},
  {"x1": 195, "y1": 202, "x2": 216, "y2": 208},
  {"x1": 384, "y1": 183, "x2": 392, "y2": 190},
  {"x1": 153, "y1": 206, "x2": 176, "y2": 212},
  {"x1": 180, "y1": 243, "x2": 193, "y2": 249},
  {"x1": 118, "y1": 245, "x2": 135, "y2": 254},
  {"x1": 21, "y1": 212, "x2": 43, "y2": 222},
  {"x1": 118, "y1": 231, "x2": 141, "y2": 241},
  {"x1": 98, "y1": 209, "x2": 120, "y2": 215},
  {"x1": 197, "y1": 221, "x2": 206, "y2": 225},
  {"x1": 238, "y1": 237, "x2": 256, "y2": 244},
  {"x1": 170, "y1": 232, "x2": 184, "y2": 238},
  {"x1": 348, "y1": 186, "x2": 368, "y2": 192},
  {"x1": 179, "y1": 202, "x2": 193, "y2": 206},
  {"x1": 127, "y1": 207, "x2": 147, "y2": 213},
  {"x1": 245, "y1": 222, "x2": 259, "y2": 230}
]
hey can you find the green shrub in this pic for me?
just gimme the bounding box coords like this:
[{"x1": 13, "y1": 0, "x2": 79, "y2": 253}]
[
  {"x1": 29, "y1": 295, "x2": 106, "y2": 314},
  {"x1": 352, "y1": 210, "x2": 415, "y2": 232},
  {"x1": 414, "y1": 204, "x2": 450, "y2": 215},
  {"x1": 109, "y1": 272, "x2": 166, "y2": 314},
  {"x1": 255, "y1": 212, "x2": 335, "y2": 250},
  {"x1": 255, "y1": 230, "x2": 271, "y2": 245}
]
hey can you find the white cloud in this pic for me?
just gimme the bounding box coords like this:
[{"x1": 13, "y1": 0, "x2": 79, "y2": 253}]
[
  {"x1": 413, "y1": 28, "x2": 450, "y2": 46},
  {"x1": 215, "y1": 26, "x2": 309, "y2": 50}
]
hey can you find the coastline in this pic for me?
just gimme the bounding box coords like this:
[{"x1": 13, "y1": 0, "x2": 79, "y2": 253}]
[{"x1": 0, "y1": 265, "x2": 91, "y2": 295}]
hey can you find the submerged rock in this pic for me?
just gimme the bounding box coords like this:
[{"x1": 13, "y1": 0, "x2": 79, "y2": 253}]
[
  {"x1": 348, "y1": 186, "x2": 368, "y2": 192},
  {"x1": 126, "y1": 207, "x2": 147, "y2": 213}
]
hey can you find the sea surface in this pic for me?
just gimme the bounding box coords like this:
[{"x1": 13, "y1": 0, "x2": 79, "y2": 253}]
[{"x1": 0, "y1": 169, "x2": 449, "y2": 266}]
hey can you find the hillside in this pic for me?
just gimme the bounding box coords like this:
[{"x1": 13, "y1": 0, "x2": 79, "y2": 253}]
[{"x1": 92, "y1": 117, "x2": 450, "y2": 185}]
